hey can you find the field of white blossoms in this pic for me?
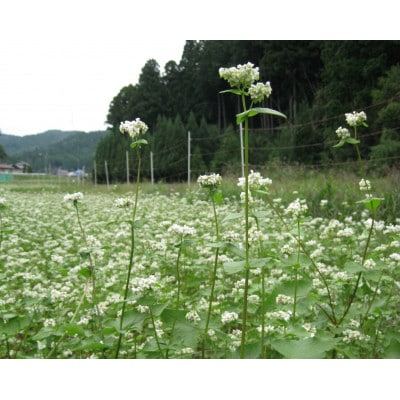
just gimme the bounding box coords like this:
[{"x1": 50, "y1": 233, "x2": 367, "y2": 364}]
[{"x1": 0, "y1": 171, "x2": 399, "y2": 359}]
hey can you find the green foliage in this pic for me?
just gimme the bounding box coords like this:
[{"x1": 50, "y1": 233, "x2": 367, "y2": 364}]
[
  {"x1": 0, "y1": 144, "x2": 7, "y2": 160},
  {"x1": 100, "y1": 40, "x2": 400, "y2": 180}
]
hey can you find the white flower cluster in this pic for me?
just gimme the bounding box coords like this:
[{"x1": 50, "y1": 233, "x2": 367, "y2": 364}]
[
  {"x1": 119, "y1": 118, "x2": 148, "y2": 139},
  {"x1": 302, "y1": 323, "x2": 316, "y2": 338},
  {"x1": 114, "y1": 197, "x2": 134, "y2": 208},
  {"x1": 364, "y1": 258, "x2": 376, "y2": 270},
  {"x1": 266, "y1": 310, "x2": 292, "y2": 322},
  {"x1": 131, "y1": 275, "x2": 158, "y2": 295},
  {"x1": 359, "y1": 178, "x2": 371, "y2": 192},
  {"x1": 219, "y1": 62, "x2": 259, "y2": 89},
  {"x1": 275, "y1": 294, "x2": 294, "y2": 305},
  {"x1": 342, "y1": 329, "x2": 370, "y2": 344},
  {"x1": 185, "y1": 310, "x2": 201, "y2": 323},
  {"x1": 345, "y1": 111, "x2": 367, "y2": 127},
  {"x1": 248, "y1": 82, "x2": 272, "y2": 103},
  {"x1": 43, "y1": 318, "x2": 56, "y2": 328},
  {"x1": 63, "y1": 192, "x2": 83, "y2": 202},
  {"x1": 168, "y1": 223, "x2": 196, "y2": 236},
  {"x1": 221, "y1": 311, "x2": 239, "y2": 324},
  {"x1": 83, "y1": 235, "x2": 104, "y2": 261},
  {"x1": 197, "y1": 173, "x2": 222, "y2": 190},
  {"x1": 336, "y1": 126, "x2": 350, "y2": 140},
  {"x1": 0, "y1": 197, "x2": 6, "y2": 207},
  {"x1": 284, "y1": 198, "x2": 308, "y2": 219},
  {"x1": 237, "y1": 170, "x2": 272, "y2": 191}
]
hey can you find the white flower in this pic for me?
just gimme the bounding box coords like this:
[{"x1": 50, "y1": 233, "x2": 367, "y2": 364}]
[
  {"x1": 389, "y1": 253, "x2": 400, "y2": 262},
  {"x1": 43, "y1": 318, "x2": 56, "y2": 328},
  {"x1": 248, "y1": 82, "x2": 272, "y2": 103},
  {"x1": 364, "y1": 258, "x2": 376, "y2": 270},
  {"x1": 302, "y1": 323, "x2": 316, "y2": 337},
  {"x1": 185, "y1": 310, "x2": 201, "y2": 323},
  {"x1": 63, "y1": 192, "x2": 83, "y2": 202},
  {"x1": 168, "y1": 223, "x2": 196, "y2": 236},
  {"x1": 337, "y1": 227, "x2": 354, "y2": 237},
  {"x1": 320, "y1": 199, "x2": 328, "y2": 207},
  {"x1": 137, "y1": 305, "x2": 150, "y2": 313},
  {"x1": 181, "y1": 347, "x2": 194, "y2": 355},
  {"x1": 197, "y1": 173, "x2": 222, "y2": 190},
  {"x1": 119, "y1": 118, "x2": 148, "y2": 138},
  {"x1": 343, "y1": 329, "x2": 370, "y2": 343},
  {"x1": 284, "y1": 198, "x2": 308, "y2": 219},
  {"x1": 219, "y1": 62, "x2": 259, "y2": 89},
  {"x1": 114, "y1": 197, "x2": 134, "y2": 208},
  {"x1": 221, "y1": 311, "x2": 239, "y2": 324},
  {"x1": 345, "y1": 111, "x2": 367, "y2": 127},
  {"x1": 238, "y1": 170, "x2": 272, "y2": 191},
  {"x1": 131, "y1": 275, "x2": 158, "y2": 295},
  {"x1": 275, "y1": 294, "x2": 294, "y2": 305},
  {"x1": 336, "y1": 126, "x2": 350, "y2": 139},
  {"x1": 359, "y1": 178, "x2": 371, "y2": 192},
  {"x1": 0, "y1": 197, "x2": 6, "y2": 206},
  {"x1": 266, "y1": 310, "x2": 292, "y2": 322}
]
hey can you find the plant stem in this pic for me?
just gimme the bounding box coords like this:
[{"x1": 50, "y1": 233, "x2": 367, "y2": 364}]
[
  {"x1": 202, "y1": 194, "x2": 220, "y2": 358},
  {"x1": 293, "y1": 220, "x2": 301, "y2": 320},
  {"x1": 166, "y1": 234, "x2": 183, "y2": 359},
  {"x1": 149, "y1": 307, "x2": 165, "y2": 359},
  {"x1": 264, "y1": 195, "x2": 338, "y2": 325},
  {"x1": 337, "y1": 215, "x2": 375, "y2": 326},
  {"x1": 240, "y1": 109, "x2": 250, "y2": 359},
  {"x1": 115, "y1": 150, "x2": 142, "y2": 358}
]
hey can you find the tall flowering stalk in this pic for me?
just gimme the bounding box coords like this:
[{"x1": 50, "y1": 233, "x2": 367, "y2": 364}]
[
  {"x1": 64, "y1": 192, "x2": 99, "y2": 312},
  {"x1": 166, "y1": 223, "x2": 196, "y2": 358},
  {"x1": 334, "y1": 111, "x2": 384, "y2": 328},
  {"x1": 115, "y1": 118, "x2": 148, "y2": 358},
  {"x1": 219, "y1": 62, "x2": 286, "y2": 358},
  {"x1": 284, "y1": 198, "x2": 308, "y2": 320},
  {"x1": 197, "y1": 173, "x2": 222, "y2": 358},
  {"x1": 48, "y1": 192, "x2": 103, "y2": 358}
]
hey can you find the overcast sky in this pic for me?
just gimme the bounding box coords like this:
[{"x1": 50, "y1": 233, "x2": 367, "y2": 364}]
[
  {"x1": 0, "y1": 1, "x2": 188, "y2": 136},
  {"x1": 0, "y1": 0, "x2": 393, "y2": 137}
]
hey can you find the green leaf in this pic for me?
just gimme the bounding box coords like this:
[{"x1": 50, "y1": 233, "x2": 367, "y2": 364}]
[
  {"x1": 345, "y1": 137, "x2": 360, "y2": 144},
  {"x1": 281, "y1": 253, "x2": 311, "y2": 267},
  {"x1": 130, "y1": 139, "x2": 148, "y2": 149},
  {"x1": 151, "y1": 302, "x2": 169, "y2": 317},
  {"x1": 223, "y1": 260, "x2": 246, "y2": 274},
  {"x1": 78, "y1": 267, "x2": 91, "y2": 278},
  {"x1": 223, "y1": 212, "x2": 243, "y2": 221},
  {"x1": 206, "y1": 241, "x2": 228, "y2": 249},
  {"x1": 272, "y1": 336, "x2": 338, "y2": 358},
  {"x1": 344, "y1": 261, "x2": 364, "y2": 274},
  {"x1": 249, "y1": 258, "x2": 271, "y2": 269},
  {"x1": 64, "y1": 323, "x2": 85, "y2": 336},
  {"x1": 173, "y1": 321, "x2": 201, "y2": 348},
  {"x1": 236, "y1": 107, "x2": 286, "y2": 124},
  {"x1": 357, "y1": 197, "x2": 384, "y2": 213},
  {"x1": 0, "y1": 316, "x2": 21, "y2": 335},
  {"x1": 333, "y1": 140, "x2": 345, "y2": 148},
  {"x1": 383, "y1": 338, "x2": 400, "y2": 358},
  {"x1": 225, "y1": 243, "x2": 246, "y2": 259},
  {"x1": 219, "y1": 89, "x2": 245, "y2": 96}
]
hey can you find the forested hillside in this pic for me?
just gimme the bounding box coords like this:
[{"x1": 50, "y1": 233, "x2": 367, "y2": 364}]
[
  {"x1": 1, "y1": 130, "x2": 107, "y2": 172},
  {"x1": 95, "y1": 40, "x2": 400, "y2": 183}
]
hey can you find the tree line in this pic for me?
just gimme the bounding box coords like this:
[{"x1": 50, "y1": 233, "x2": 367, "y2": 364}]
[{"x1": 94, "y1": 40, "x2": 400, "y2": 183}]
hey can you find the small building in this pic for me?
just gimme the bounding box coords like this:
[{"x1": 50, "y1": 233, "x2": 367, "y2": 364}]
[{"x1": 0, "y1": 163, "x2": 14, "y2": 174}]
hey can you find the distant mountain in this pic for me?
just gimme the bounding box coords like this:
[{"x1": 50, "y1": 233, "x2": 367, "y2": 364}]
[{"x1": 0, "y1": 130, "x2": 108, "y2": 172}]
